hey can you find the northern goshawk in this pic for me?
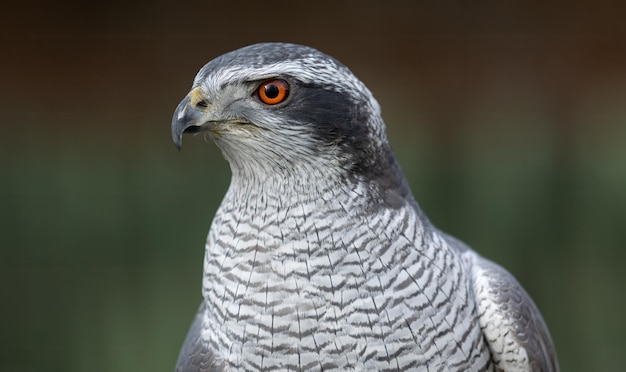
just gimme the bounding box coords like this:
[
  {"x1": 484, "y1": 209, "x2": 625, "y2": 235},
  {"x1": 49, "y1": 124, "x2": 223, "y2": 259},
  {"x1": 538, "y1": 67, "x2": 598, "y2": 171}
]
[{"x1": 171, "y1": 42, "x2": 558, "y2": 371}]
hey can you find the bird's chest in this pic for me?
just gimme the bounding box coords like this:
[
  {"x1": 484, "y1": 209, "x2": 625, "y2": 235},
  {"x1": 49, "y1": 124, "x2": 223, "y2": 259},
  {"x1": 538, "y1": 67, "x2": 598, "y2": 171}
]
[
  {"x1": 197, "y1": 204, "x2": 485, "y2": 370},
  {"x1": 201, "y1": 246, "x2": 403, "y2": 370}
]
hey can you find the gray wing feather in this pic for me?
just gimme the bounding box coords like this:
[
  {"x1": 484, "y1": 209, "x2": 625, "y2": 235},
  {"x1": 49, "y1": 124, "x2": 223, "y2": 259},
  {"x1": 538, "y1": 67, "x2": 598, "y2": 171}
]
[
  {"x1": 175, "y1": 302, "x2": 223, "y2": 372},
  {"x1": 443, "y1": 233, "x2": 558, "y2": 371},
  {"x1": 468, "y1": 253, "x2": 559, "y2": 372}
]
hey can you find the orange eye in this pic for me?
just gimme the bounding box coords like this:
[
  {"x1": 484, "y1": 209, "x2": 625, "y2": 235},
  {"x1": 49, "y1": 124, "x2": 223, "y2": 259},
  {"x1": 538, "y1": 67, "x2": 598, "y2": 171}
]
[{"x1": 257, "y1": 79, "x2": 289, "y2": 105}]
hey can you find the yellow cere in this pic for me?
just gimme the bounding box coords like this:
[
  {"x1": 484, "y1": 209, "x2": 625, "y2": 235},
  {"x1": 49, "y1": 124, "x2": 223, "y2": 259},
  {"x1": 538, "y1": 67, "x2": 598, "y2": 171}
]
[{"x1": 189, "y1": 87, "x2": 207, "y2": 109}]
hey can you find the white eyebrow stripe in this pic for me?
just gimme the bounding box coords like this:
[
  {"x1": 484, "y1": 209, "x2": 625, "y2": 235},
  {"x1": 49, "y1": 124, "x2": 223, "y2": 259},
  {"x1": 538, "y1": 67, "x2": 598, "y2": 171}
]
[{"x1": 196, "y1": 59, "x2": 361, "y2": 92}]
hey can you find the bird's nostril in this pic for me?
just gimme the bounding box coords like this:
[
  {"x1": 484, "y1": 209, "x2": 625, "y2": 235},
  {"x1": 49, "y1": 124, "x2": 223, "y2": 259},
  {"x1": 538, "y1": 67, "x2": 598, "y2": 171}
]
[{"x1": 196, "y1": 100, "x2": 209, "y2": 108}]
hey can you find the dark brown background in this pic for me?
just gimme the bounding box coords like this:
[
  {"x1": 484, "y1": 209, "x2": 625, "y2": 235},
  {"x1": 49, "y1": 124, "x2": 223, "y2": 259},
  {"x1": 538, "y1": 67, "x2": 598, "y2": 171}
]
[{"x1": 2, "y1": 1, "x2": 625, "y2": 371}]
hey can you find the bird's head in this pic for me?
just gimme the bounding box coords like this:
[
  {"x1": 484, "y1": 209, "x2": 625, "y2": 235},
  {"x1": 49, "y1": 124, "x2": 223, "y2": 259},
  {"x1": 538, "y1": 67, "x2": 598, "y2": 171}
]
[{"x1": 172, "y1": 42, "x2": 403, "y2": 192}]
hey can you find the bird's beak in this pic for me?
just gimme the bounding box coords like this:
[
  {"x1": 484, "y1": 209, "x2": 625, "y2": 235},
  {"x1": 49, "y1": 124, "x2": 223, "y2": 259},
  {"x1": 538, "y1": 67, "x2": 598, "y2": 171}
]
[{"x1": 171, "y1": 89, "x2": 209, "y2": 150}]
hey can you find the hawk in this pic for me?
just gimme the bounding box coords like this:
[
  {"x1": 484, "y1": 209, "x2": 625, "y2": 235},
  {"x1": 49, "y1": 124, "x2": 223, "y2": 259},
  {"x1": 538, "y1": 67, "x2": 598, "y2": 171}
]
[{"x1": 171, "y1": 42, "x2": 559, "y2": 371}]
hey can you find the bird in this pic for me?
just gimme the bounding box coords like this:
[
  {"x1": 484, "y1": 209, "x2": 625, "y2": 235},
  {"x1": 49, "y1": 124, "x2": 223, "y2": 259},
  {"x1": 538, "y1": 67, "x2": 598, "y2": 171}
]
[{"x1": 171, "y1": 42, "x2": 559, "y2": 372}]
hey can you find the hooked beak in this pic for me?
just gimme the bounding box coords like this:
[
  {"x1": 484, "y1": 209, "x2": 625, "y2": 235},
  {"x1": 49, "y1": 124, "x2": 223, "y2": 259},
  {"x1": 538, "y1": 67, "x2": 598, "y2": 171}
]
[
  {"x1": 171, "y1": 91, "x2": 208, "y2": 150},
  {"x1": 171, "y1": 87, "x2": 264, "y2": 150}
]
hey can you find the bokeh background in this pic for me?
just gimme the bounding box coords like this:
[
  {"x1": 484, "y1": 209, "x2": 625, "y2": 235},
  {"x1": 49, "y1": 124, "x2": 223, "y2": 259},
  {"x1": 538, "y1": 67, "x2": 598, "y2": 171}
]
[{"x1": 2, "y1": 1, "x2": 625, "y2": 371}]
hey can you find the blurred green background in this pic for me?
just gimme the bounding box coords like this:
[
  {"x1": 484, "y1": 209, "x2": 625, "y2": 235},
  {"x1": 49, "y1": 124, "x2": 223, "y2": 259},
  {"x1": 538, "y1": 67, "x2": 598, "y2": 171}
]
[{"x1": 1, "y1": 1, "x2": 625, "y2": 371}]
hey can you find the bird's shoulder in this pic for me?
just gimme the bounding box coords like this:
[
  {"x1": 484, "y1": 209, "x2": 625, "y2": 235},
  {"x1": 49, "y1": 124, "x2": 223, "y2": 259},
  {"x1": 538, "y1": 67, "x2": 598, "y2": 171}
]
[{"x1": 449, "y1": 238, "x2": 559, "y2": 372}]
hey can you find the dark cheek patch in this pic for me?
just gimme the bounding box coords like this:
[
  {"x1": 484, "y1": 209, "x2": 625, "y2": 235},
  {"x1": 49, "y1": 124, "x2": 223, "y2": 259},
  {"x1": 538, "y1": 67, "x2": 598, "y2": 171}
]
[
  {"x1": 274, "y1": 84, "x2": 396, "y2": 186},
  {"x1": 278, "y1": 85, "x2": 370, "y2": 151}
]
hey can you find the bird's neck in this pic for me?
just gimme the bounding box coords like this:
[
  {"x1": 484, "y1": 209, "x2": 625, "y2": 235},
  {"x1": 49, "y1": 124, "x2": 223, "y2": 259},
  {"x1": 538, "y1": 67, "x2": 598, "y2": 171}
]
[
  {"x1": 205, "y1": 144, "x2": 421, "y2": 264},
  {"x1": 229, "y1": 169, "x2": 348, "y2": 203},
  {"x1": 221, "y1": 167, "x2": 372, "y2": 229},
  {"x1": 207, "y1": 159, "x2": 421, "y2": 260},
  {"x1": 219, "y1": 138, "x2": 413, "y2": 208}
]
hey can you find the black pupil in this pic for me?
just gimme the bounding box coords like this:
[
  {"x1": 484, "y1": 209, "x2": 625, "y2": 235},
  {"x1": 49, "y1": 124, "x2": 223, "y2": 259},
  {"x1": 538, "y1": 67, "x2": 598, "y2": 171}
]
[{"x1": 264, "y1": 84, "x2": 280, "y2": 98}]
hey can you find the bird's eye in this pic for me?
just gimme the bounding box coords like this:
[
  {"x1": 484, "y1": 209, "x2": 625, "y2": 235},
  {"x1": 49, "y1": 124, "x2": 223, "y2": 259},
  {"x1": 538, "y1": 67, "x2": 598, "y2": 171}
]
[{"x1": 256, "y1": 79, "x2": 289, "y2": 105}]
